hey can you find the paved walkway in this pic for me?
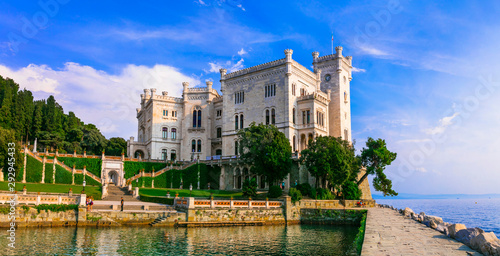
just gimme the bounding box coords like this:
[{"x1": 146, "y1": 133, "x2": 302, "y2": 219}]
[{"x1": 362, "y1": 207, "x2": 481, "y2": 256}]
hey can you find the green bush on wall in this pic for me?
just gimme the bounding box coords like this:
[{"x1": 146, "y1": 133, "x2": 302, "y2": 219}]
[
  {"x1": 55, "y1": 165, "x2": 72, "y2": 184},
  {"x1": 26, "y1": 155, "x2": 43, "y2": 183},
  {"x1": 44, "y1": 163, "x2": 53, "y2": 183},
  {"x1": 57, "y1": 157, "x2": 102, "y2": 177},
  {"x1": 139, "y1": 194, "x2": 174, "y2": 205},
  {"x1": 123, "y1": 161, "x2": 167, "y2": 179}
]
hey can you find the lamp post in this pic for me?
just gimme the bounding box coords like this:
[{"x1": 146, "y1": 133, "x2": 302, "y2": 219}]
[
  {"x1": 189, "y1": 184, "x2": 193, "y2": 197},
  {"x1": 83, "y1": 179, "x2": 86, "y2": 193}
]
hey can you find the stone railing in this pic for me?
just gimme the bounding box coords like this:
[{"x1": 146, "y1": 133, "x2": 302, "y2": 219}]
[
  {"x1": 174, "y1": 197, "x2": 283, "y2": 209},
  {"x1": 0, "y1": 191, "x2": 86, "y2": 207}
]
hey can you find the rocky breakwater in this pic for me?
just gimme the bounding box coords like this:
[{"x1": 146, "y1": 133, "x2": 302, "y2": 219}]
[{"x1": 379, "y1": 204, "x2": 500, "y2": 256}]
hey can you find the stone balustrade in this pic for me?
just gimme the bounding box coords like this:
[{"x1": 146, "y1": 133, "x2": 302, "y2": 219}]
[
  {"x1": 0, "y1": 192, "x2": 86, "y2": 207},
  {"x1": 174, "y1": 197, "x2": 282, "y2": 209}
]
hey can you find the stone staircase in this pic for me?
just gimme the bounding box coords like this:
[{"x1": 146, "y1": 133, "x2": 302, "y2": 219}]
[{"x1": 102, "y1": 184, "x2": 139, "y2": 202}]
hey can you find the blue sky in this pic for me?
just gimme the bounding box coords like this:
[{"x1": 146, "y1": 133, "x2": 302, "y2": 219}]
[{"x1": 1, "y1": 0, "x2": 500, "y2": 195}]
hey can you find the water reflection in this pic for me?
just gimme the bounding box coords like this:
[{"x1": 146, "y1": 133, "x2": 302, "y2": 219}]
[{"x1": 1, "y1": 225, "x2": 357, "y2": 255}]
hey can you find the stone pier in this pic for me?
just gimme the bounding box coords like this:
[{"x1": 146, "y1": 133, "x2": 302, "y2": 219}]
[{"x1": 362, "y1": 207, "x2": 481, "y2": 255}]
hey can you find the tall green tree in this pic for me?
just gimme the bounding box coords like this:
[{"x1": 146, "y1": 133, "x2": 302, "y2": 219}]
[
  {"x1": 0, "y1": 127, "x2": 23, "y2": 179},
  {"x1": 358, "y1": 137, "x2": 398, "y2": 196},
  {"x1": 237, "y1": 122, "x2": 292, "y2": 186},
  {"x1": 106, "y1": 137, "x2": 127, "y2": 156},
  {"x1": 300, "y1": 136, "x2": 358, "y2": 193}
]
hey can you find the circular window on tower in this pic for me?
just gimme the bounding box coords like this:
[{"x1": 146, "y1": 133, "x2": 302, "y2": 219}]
[{"x1": 325, "y1": 74, "x2": 331, "y2": 82}]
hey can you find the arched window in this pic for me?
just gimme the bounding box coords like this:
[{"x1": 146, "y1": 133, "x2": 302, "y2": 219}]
[
  {"x1": 191, "y1": 140, "x2": 196, "y2": 152},
  {"x1": 293, "y1": 136, "x2": 296, "y2": 152},
  {"x1": 198, "y1": 110, "x2": 202, "y2": 127},
  {"x1": 215, "y1": 149, "x2": 222, "y2": 155},
  {"x1": 235, "y1": 115, "x2": 239, "y2": 130},
  {"x1": 162, "y1": 127, "x2": 168, "y2": 139},
  {"x1": 308, "y1": 133, "x2": 313, "y2": 145},
  {"x1": 171, "y1": 128, "x2": 177, "y2": 140},
  {"x1": 271, "y1": 108, "x2": 276, "y2": 125},
  {"x1": 292, "y1": 108, "x2": 296, "y2": 124},
  {"x1": 217, "y1": 127, "x2": 222, "y2": 138},
  {"x1": 193, "y1": 110, "x2": 197, "y2": 128},
  {"x1": 235, "y1": 141, "x2": 238, "y2": 155},
  {"x1": 161, "y1": 149, "x2": 167, "y2": 160},
  {"x1": 170, "y1": 150, "x2": 176, "y2": 161},
  {"x1": 240, "y1": 114, "x2": 244, "y2": 129},
  {"x1": 260, "y1": 176, "x2": 266, "y2": 189},
  {"x1": 197, "y1": 140, "x2": 202, "y2": 152},
  {"x1": 265, "y1": 110, "x2": 270, "y2": 125}
]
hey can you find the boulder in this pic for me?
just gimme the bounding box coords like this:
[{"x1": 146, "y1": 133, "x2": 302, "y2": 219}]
[
  {"x1": 448, "y1": 224, "x2": 467, "y2": 238},
  {"x1": 430, "y1": 220, "x2": 439, "y2": 229},
  {"x1": 455, "y1": 228, "x2": 484, "y2": 247},
  {"x1": 418, "y1": 214, "x2": 424, "y2": 223},
  {"x1": 436, "y1": 223, "x2": 448, "y2": 233},
  {"x1": 424, "y1": 215, "x2": 443, "y2": 224},
  {"x1": 403, "y1": 207, "x2": 414, "y2": 218},
  {"x1": 470, "y1": 232, "x2": 500, "y2": 256}
]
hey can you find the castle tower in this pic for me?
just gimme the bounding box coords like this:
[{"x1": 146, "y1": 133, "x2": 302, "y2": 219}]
[{"x1": 312, "y1": 47, "x2": 352, "y2": 141}]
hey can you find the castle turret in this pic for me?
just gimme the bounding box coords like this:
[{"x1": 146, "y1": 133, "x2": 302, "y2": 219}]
[{"x1": 219, "y1": 68, "x2": 227, "y2": 92}]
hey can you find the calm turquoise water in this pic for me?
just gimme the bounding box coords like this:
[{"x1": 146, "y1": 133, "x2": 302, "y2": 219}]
[
  {"x1": 0, "y1": 225, "x2": 358, "y2": 255},
  {"x1": 377, "y1": 198, "x2": 500, "y2": 236}
]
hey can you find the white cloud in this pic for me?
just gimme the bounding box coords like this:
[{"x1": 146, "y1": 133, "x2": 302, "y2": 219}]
[
  {"x1": 397, "y1": 139, "x2": 432, "y2": 144},
  {"x1": 415, "y1": 167, "x2": 428, "y2": 173},
  {"x1": 352, "y1": 67, "x2": 366, "y2": 73},
  {"x1": 195, "y1": 0, "x2": 207, "y2": 6},
  {"x1": 425, "y1": 112, "x2": 460, "y2": 135},
  {"x1": 204, "y1": 58, "x2": 245, "y2": 73},
  {"x1": 358, "y1": 45, "x2": 389, "y2": 56},
  {"x1": 0, "y1": 63, "x2": 199, "y2": 138},
  {"x1": 236, "y1": 4, "x2": 246, "y2": 11},
  {"x1": 237, "y1": 48, "x2": 247, "y2": 56}
]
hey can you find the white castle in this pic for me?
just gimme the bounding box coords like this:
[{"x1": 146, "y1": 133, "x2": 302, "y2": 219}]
[{"x1": 127, "y1": 46, "x2": 367, "y2": 195}]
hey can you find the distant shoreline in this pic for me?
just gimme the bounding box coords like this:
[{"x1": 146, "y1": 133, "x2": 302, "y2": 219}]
[{"x1": 373, "y1": 193, "x2": 500, "y2": 200}]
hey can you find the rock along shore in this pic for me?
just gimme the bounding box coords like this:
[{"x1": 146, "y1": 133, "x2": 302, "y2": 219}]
[{"x1": 378, "y1": 204, "x2": 500, "y2": 256}]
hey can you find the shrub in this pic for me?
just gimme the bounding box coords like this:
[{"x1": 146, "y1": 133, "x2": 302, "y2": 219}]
[
  {"x1": 34, "y1": 204, "x2": 79, "y2": 214},
  {"x1": 55, "y1": 165, "x2": 72, "y2": 184},
  {"x1": 354, "y1": 212, "x2": 367, "y2": 254},
  {"x1": 288, "y1": 187, "x2": 302, "y2": 204},
  {"x1": 242, "y1": 178, "x2": 257, "y2": 197},
  {"x1": 267, "y1": 185, "x2": 282, "y2": 198},
  {"x1": 58, "y1": 157, "x2": 102, "y2": 177},
  {"x1": 314, "y1": 188, "x2": 335, "y2": 200},
  {"x1": 44, "y1": 163, "x2": 54, "y2": 183},
  {"x1": 342, "y1": 180, "x2": 362, "y2": 200},
  {"x1": 296, "y1": 183, "x2": 312, "y2": 197}
]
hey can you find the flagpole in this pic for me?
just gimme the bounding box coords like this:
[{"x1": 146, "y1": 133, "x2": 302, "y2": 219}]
[{"x1": 331, "y1": 32, "x2": 334, "y2": 55}]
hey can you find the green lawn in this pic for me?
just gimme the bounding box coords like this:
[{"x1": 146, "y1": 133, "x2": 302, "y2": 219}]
[
  {"x1": 139, "y1": 188, "x2": 247, "y2": 199},
  {"x1": 0, "y1": 182, "x2": 102, "y2": 200}
]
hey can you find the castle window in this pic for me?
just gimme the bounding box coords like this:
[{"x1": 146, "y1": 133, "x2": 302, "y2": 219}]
[
  {"x1": 217, "y1": 127, "x2": 222, "y2": 138},
  {"x1": 171, "y1": 128, "x2": 177, "y2": 140},
  {"x1": 173, "y1": 111, "x2": 177, "y2": 117},
  {"x1": 235, "y1": 115, "x2": 239, "y2": 130},
  {"x1": 306, "y1": 110, "x2": 310, "y2": 124},
  {"x1": 163, "y1": 110, "x2": 168, "y2": 117},
  {"x1": 300, "y1": 88, "x2": 305, "y2": 96},
  {"x1": 240, "y1": 114, "x2": 244, "y2": 129},
  {"x1": 193, "y1": 110, "x2": 197, "y2": 128},
  {"x1": 292, "y1": 84, "x2": 296, "y2": 96},
  {"x1": 271, "y1": 108, "x2": 276, "y2": 125},
  {"x1": 265, "y1": 110, "x2": 270, "y2": 125},
  {"x1": 216, "y1": 110, "x2": 222, "y2": 117},
  {"x1": 235, "y1": 141, "x2": 238, "y2": 155},
  {"x1": 302, "y1": 111, "x2": 306, "y2": 124},
  {"x1": 161, "y1": 149, "x2": 167, "y2": 160},
  {"x1": 344, "y1": 92, "x2": 348, "y2": 102},
  {"x1": 170, "y1": 150, "x2": 176, "y2": 161},
  {"x1": 235, "y1": 91, "x2": 244, "y2": 104},
  {"x1": 198, "y1": 110, "x2": 202, "y2": 127},
  {"x1": 293, "y1": 136, "x2": 296, "y2": 152},
  {"x1": 216, "y1": 149, "x2": 222, "y2": 155},
  {"x1": 344, "y1": 129, "x2": 349, "y2": 140},
  {"x1": 192, "y1": 140, "x2": 196, "y2": 152},
  {"x1": 162, "y1": 127, "x2": 168, "y2": 139},
  {"x1": 265, "y1": 84, "x2": 276, "y2": 98},
  {"x1": 197, "y1": 140, "x2": 202, "y2": 152},
  {"x1": 292, "y1": 108, "x2": 296, "y2": 124}
]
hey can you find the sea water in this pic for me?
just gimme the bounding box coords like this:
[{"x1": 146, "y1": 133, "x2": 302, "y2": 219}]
[{"x1": 377, "y1": 198, "x2": 500, "y2": 236}]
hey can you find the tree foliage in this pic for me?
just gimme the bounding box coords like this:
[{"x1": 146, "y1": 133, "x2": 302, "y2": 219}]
[
  {"x1": 0, "y1": 75, "x2": 127, "y2": 172},
  {"x1": 300, "y1": 136, "x2": 359, "y2": 193},
  {"x1": 359, "y1": 137, "x2": 398, "y2": 196},
  {"x1": 242, "y1": 178, "x2": 257, "y2": 198},
  {"x1": 237, "y1": 122, "x2": 292, "y2": 186}
]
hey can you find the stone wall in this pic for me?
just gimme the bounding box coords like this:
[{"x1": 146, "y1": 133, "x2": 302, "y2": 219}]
[
  {"x1": 185, "y1": 208, "x2": 285, "y2": 224},
  {"x1": 0, "y1": 206, "x2": 84, "y2": 227},
  {"x1": 86, "y1": 211, "x2": 185, "y2": 226}
]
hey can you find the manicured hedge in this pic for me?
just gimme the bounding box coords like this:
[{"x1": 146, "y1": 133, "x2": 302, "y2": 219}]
[
  {"x1": 153, "y1": 171, "x2": 168, "y2": 188},
  {"x1": 139, "y1": 194, "x2": 174, "y2": 205},
  {"x1": 58, "y1": 157, "x2": 102, "y2": 177},
  {"x1": 44, "y1": 163, "x2": 54, "y2": 183},
  {"x1": 124, "y1": 161, "x2": 167, "y2": 179},
  {"x1": 26, "y1": 155, "x2": 43, "y2": 183},
  {"x1": 129, "y1": 164, "x2": 221, "y2": 189},
  {"x1": 85, "y1": 176, "x2": 102, "y2": 186},
  {"x1": 55, "y1": 165, "x2": 72, "y2": 184}
]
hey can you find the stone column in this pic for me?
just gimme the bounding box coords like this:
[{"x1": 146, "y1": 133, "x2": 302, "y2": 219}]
[
  {"x1": 41, "y1": 156, "x2": 46, "y2": 183},
  {"x1": 151, "y1": 178, "x2": 155, "y2": 188},
  {"x1": 73, "y1": 150, "x2": 77, "y2": 157},
  {"x1": 52, "y1": 157, "x2": 56, "y2": 184},
  {"x1": 22, "y1": 146, "x2": 27, "y2": 183},
  {"x1": 72, "y1": 165, "x2": 75, "y2": 185}
]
